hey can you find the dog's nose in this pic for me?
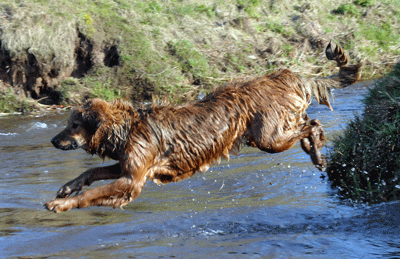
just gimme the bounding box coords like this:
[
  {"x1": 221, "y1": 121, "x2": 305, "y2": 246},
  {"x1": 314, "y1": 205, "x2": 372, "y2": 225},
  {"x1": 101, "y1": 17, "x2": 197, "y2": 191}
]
[{"x1": 51, "y1": 137, "x2": 58, "y2": 147}]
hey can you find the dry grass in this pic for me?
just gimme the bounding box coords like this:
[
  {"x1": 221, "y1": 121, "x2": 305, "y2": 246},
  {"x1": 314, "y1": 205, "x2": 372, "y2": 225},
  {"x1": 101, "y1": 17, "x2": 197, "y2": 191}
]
[{"x1": 1, "y1": 1, "x2": 77, "y2": 73}]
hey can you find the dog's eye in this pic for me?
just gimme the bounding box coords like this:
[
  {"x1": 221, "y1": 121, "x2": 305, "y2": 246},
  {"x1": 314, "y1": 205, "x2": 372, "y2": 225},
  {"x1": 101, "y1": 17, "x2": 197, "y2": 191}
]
[{"x1": 72, "y1": 123, "x2": 79, "y2": 129}]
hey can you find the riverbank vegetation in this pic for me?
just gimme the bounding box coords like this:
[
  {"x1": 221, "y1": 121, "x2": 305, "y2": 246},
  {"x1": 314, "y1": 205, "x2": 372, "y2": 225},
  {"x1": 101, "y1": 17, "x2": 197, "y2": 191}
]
[
  {"x1": 327, "y1": 62, "x2": 400, "y2": 203},
  {"x1": 0, "y1": 0, "x2": 399, "y2": 113}
]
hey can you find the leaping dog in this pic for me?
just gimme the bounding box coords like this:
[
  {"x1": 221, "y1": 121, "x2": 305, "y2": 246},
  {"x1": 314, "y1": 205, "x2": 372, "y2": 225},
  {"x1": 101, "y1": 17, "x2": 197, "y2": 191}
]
[{"x1": 45, "y1": 42, "x2": 361, "y2": 212}]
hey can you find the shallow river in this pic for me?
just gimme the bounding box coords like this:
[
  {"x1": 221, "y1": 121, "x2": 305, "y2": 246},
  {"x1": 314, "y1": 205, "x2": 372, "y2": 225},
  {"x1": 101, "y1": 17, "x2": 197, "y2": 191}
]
[{"x1": 1, "y1": 81, "x2": 399, "y2": 258}]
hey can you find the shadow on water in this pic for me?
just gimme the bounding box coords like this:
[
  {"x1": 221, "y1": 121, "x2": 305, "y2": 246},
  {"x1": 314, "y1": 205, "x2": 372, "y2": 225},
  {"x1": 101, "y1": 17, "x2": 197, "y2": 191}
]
[{"x1": 1, "y1": 81, "x2": 400, "y2": 258}]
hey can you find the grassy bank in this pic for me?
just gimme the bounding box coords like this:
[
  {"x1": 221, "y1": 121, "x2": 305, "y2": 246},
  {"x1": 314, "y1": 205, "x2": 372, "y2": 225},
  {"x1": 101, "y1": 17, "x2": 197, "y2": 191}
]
[
  {"x1": 327, "y1": 62, "x2": 400, "y2": 203},
  {"x1": 1, "y1": 0, "x2": 400, "y2": 113}
]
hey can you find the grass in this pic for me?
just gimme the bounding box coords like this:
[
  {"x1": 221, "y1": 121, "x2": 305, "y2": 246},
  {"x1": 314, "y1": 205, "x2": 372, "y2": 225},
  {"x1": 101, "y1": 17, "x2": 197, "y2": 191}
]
[
  {"x1": 354, "y1": 0, "x2": 375, "y2": 7},
  {"x1": 167, "y1": 40, "x2": 213, "y2": 85},
  {"x1": 0, "y1": 0, "x2": 399, "y2": 112},
  {"x1": 0, "y1": 87, "x2": 38, "y2": 114},
  {"x1": 89, "y1": 79, "x2": 122, "y2": 101},
  {"x1": 333, "y1": 3, "x2": 361, "y2": 16},
  {"x1": 327, "y1": 62, "x2": 400, "y2": 203}
]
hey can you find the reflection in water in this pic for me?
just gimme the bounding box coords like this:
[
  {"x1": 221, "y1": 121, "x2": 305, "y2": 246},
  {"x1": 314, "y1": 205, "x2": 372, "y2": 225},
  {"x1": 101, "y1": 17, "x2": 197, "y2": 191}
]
[{"x1": 1, "y1": 81, "x2": 400, "y2": 258}]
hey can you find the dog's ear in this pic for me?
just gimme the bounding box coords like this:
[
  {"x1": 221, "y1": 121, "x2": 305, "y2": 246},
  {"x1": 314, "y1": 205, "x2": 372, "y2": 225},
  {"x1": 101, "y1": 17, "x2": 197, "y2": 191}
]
[
  {"x1": 80, "y1": 100, "x2": 104, "y2": 135},
  {"x1": 87, "y1": 100, "x2": 132, "y2": 157}
]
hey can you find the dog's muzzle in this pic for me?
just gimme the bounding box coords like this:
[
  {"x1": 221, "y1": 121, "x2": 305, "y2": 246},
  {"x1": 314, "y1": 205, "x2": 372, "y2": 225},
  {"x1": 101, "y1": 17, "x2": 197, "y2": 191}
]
[{"x1": 51, "y1": 136, "x2": 79, "y2": 150}]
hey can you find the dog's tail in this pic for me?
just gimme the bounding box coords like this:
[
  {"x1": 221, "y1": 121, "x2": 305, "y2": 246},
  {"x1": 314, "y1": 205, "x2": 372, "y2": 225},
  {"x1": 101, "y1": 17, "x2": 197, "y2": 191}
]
[
  {"x1": 324, "y1": 41, "x2": 362, "y2": 88},
  {"x1": 303, "y1": 41, "x2": 362, "y2": 110}
]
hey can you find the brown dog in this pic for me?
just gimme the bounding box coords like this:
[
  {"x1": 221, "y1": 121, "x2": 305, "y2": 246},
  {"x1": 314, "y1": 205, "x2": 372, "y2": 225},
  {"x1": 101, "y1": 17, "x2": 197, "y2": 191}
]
[{"x1": 45, "y1": 42, "x2": 361, "y2": 212}]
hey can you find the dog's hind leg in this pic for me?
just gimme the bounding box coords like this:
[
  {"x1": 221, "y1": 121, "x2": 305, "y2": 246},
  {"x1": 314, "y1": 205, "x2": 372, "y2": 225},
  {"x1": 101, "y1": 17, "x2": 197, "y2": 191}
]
[
  {"x1": 56, "y1": 163, "x2": 122, "y2": 198},
  {"x1": 247, "y1": 118, "x2": 326, "y2": 170},
  {"x1": 300, "y1": 119, "x2": 326, "y2": 170},
  {"x1": 267, "y1": 119, "x2": 326, "y2": 170}
]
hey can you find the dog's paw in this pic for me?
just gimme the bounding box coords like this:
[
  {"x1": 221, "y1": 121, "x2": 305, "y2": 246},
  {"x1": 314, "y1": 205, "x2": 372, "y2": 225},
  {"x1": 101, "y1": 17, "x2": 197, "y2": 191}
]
[
  {"x1": 56, "y1": 185, "x2": 74, "y2": 198},
  {"x1": 56, "y1": 178, "x2": 85, "y2": 198},
  {"x1": 45, "y1": 198, "x2": 77, "y2": 213},
  {"x1": 310, "y1": 119, "x2": 322, "y2": 127}
]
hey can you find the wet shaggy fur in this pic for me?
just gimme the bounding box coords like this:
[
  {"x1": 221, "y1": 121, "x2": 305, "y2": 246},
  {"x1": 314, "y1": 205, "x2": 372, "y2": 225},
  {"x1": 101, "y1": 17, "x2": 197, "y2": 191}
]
[{"x1": 45, "y1": 42, "x2": 361, "y2": 212}]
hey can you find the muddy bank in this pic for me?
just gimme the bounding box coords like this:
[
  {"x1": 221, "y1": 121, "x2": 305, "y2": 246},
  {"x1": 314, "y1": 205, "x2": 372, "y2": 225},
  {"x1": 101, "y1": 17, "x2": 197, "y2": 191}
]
[{"x1": 0, "y1": 27, "x2": 119, "y2": 105}]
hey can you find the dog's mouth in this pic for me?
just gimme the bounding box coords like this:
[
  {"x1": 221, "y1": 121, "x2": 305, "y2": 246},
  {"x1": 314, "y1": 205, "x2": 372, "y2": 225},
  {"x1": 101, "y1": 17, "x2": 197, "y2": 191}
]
[
  {"x1": 58, "y1": 143, "x2": 80, "y2": 150},
  {"x1": 51, "y1": 137, "x2": 81, "y2": 150}
]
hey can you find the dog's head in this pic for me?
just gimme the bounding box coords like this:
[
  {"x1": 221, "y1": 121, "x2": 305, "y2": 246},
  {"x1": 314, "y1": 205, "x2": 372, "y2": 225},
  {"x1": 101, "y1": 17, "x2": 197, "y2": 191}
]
[
  {"x1": 51, "y1": 100, "x2": 103, "y2": 151},
  {"x1": 51, "y1": 98, "x2": 139, "y2": 158}
]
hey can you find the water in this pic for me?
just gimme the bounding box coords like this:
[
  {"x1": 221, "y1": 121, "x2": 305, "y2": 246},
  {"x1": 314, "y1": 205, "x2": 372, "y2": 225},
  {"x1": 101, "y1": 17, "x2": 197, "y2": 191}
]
[{"x1": 1, "y1": 81, "x2": 400, "y2": 258}]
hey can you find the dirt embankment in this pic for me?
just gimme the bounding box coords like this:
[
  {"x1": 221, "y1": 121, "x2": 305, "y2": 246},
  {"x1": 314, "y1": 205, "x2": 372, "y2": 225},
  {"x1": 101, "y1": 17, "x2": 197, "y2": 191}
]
[
  {"x1": 0, "y1": 0, "x2": 399, "y2": 112},
  {"x1": 0, "y1": 28, "x2": 119, "y2": 105}
]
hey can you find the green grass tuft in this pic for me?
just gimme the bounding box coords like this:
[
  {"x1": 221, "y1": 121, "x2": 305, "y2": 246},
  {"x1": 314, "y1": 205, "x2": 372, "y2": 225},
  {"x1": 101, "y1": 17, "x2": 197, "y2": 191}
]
[
  {"x1": 354, "y1": 0, "x2": 375, "y2": 7},
  {"x1": 0, "y1": 88, "x2": 38, "y2": 113},
  {"x1": 327, "y1": 63, "x2": 400, "y2": 203},
  {"x1": 333, "y1": 3, "x2": 361, "y2": 16}
]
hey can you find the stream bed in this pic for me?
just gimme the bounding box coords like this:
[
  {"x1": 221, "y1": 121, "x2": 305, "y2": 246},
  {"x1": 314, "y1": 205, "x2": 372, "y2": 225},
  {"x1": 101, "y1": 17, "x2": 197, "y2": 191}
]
[{"x1": 1, "y1": 81, "x2": 399, "y2": 258}]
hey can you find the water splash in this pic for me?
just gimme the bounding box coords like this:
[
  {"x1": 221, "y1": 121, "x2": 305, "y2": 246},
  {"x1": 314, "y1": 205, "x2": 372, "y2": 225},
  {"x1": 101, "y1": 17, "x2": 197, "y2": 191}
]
[
  {"x1": 0, "y1": 132, "x2": 18, "y2": 136},
  {"x1": 28, "y1": 122, "x2": 48, "y2": 131}
]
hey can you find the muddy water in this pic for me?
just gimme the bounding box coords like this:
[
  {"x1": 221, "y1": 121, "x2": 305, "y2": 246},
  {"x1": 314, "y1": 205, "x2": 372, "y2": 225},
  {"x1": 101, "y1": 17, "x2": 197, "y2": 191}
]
[{"x1": 1, "y1": 81, "x2": 400, "y2": 258}]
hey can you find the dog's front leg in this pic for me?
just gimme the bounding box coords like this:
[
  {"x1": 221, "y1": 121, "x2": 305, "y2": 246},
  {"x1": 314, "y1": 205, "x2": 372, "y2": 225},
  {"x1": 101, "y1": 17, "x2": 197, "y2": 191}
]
[
  {"x1": 56, "y1": 163, "x2": 122, "y2": 198},
  {"x1": 45, "y1": 172, "x2": 147, "y2": 213}
]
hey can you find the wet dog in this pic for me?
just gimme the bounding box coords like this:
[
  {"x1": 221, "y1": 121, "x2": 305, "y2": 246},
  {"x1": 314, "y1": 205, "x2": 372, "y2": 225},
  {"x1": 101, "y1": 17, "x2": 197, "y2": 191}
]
[{"x1": 45, "y1": 42, "x2": 361, "y2": 212}]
